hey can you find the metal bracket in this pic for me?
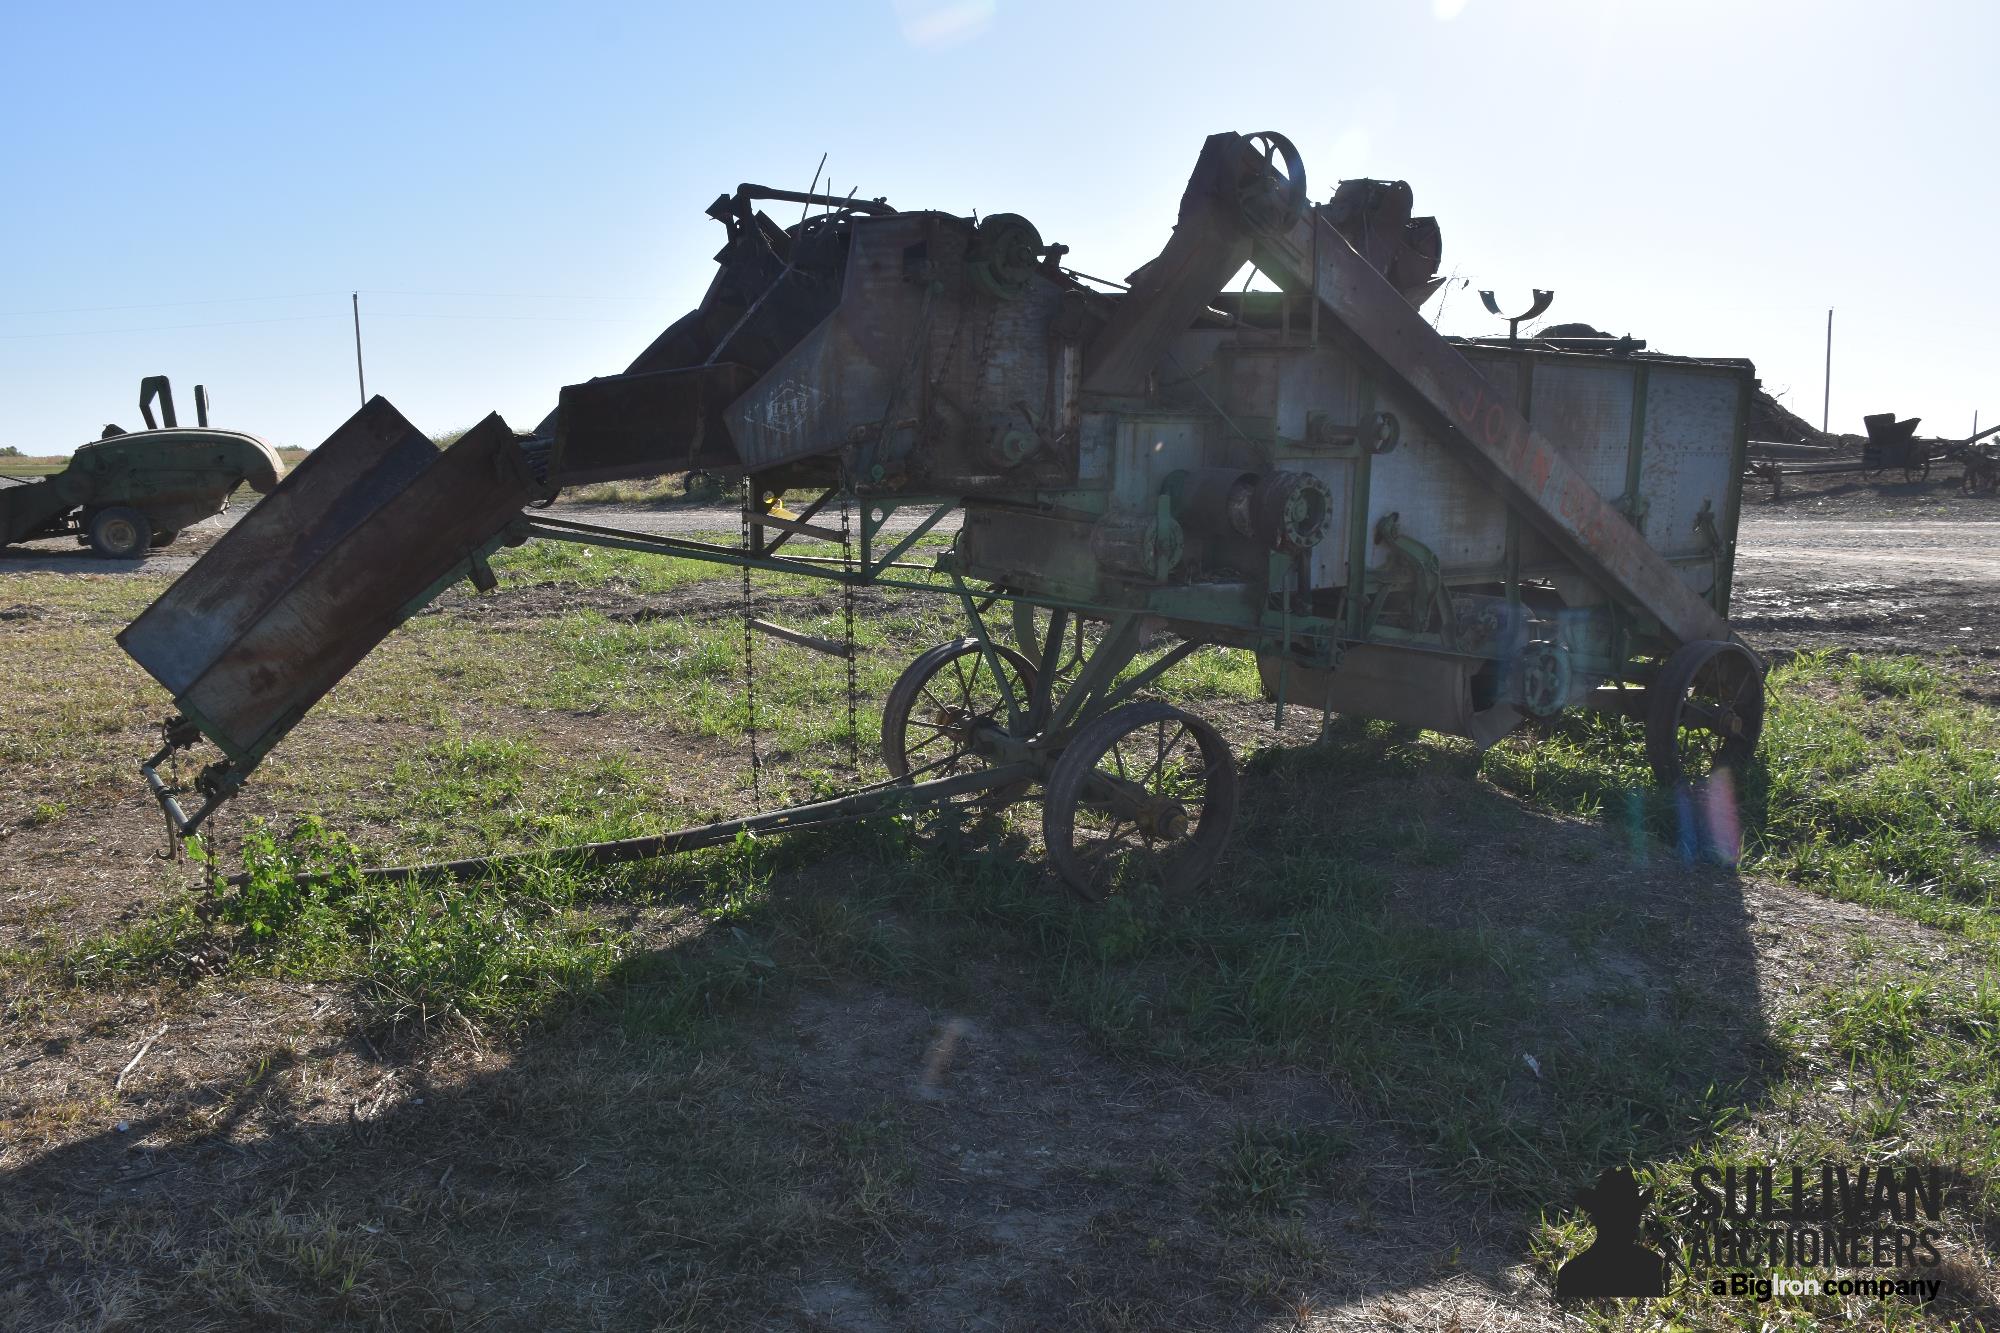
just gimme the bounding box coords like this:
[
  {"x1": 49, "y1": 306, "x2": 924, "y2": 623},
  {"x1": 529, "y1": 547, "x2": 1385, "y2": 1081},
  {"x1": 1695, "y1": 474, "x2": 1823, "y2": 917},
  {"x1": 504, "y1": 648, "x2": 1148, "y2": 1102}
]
[
  {"x1": 140, "y1": 717, "x2": 242, "y2": 841},
  {"x1": 1303, "y1": 409, "x2": 1400, "y2": 454},
  {"x1": 1367, "y1": 513, "x2": 1456, "y2": 647},
  {"x1": 861, "y1": 500, "x2": 957, "y2": 578},
  {"x1": 1612, "y1": 490, "x2": 1650, "y2": 535},
  {"x1": 1693, "y1": 498, "x2": 1725, "y2": 604},
  {"x1": 1478, "y1": 288, "x2": 1554, "y2": 343}
]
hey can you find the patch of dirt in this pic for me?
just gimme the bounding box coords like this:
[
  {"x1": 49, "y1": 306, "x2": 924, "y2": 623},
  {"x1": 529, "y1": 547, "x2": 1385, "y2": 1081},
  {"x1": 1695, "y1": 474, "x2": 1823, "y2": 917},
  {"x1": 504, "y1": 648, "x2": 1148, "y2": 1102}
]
[
  {"x1": 0, "y1": 796, "x2": 191, "y2": 953},
  {"x1": 755, "y1": 980, "x2": 1541, "y2": 1330}
]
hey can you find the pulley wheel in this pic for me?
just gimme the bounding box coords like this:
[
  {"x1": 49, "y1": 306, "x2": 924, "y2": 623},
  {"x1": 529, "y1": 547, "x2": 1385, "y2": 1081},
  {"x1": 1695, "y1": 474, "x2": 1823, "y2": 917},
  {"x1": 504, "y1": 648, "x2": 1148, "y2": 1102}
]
[
  {"x1": 1236, "y1": 130, "x2": 1308, "y2": 236},
  {"x1": 967, "y1": 213, "x2": 1045, "y2": 300}
]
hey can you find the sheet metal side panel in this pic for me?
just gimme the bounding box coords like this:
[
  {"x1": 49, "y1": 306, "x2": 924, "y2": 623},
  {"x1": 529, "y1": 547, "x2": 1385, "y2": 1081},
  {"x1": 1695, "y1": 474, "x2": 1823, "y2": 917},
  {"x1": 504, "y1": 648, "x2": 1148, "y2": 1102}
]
[
  {"x1": 1265, "y1": 344, "x2": 1359, "y2": 588},
  {"x1": 1113, "y1": 418, "x2": 1204, "y2": 509},
  {"x1": 1251, "y1": 208, "x2": 1732, "y2": 646},
  {"x1": 175, "y1": 416, "x2": 538, "y2": 758},
  {"x1": 1523, "y1": 360, "x2": 1635, "y2": 502},
  {"x1": 1362, "y1": 360, "x2": 1519, "y2": 573},
  {"x1": 1639, "y1": 367, "x2": 1742, "y2": 561},
  {"x1": 728, "y1": 315, "x2": 870, "y2": 471},
  {"x1": 117, "y1": 399, "x2": 439, "y2": 696},
  {"x1": 730, "y1": 216, "x2": 936, "y2": 471}
]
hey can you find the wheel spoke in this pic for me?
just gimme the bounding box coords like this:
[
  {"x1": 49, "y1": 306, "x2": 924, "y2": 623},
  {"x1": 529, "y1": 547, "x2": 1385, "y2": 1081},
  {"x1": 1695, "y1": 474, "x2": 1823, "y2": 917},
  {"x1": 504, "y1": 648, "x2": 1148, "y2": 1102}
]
[
  {"x1": 1681, "y1": 700, "x2": 1724, "y2": 729},
  {"x1": 1143, "y1": 722, "x2": 1180, "y2": 789},
  {"x1": 906, "y1": 728, "x2": 954, "y2": 757}
]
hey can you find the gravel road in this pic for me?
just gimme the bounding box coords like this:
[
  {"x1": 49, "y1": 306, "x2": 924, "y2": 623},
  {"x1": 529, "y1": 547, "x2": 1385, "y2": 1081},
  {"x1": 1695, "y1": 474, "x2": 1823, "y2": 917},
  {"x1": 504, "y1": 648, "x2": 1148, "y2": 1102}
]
[{"x1": 1726, "y1": 515, "x2": 2000, "y2": 655}]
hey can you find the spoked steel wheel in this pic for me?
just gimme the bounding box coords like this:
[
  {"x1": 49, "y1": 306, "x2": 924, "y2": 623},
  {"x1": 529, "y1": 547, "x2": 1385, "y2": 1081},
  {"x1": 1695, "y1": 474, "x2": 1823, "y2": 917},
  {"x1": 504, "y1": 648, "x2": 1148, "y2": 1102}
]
[
  {"x1": 881, "y1": 638, "x2": 1037, "y2": 784},
  {"x1": 1644, "y1": 639, "x2": 1766, "y2": 786},
  {"x1": 1042, "y1": 701, "x2": 1239, "y2": 900}
]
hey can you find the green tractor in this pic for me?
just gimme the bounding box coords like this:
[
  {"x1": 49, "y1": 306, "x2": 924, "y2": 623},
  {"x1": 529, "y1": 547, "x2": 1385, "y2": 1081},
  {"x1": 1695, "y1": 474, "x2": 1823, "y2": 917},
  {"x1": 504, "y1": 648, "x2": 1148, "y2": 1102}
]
[{"x1": 0, "y1": 376, "x2": 283, "y2": 558}]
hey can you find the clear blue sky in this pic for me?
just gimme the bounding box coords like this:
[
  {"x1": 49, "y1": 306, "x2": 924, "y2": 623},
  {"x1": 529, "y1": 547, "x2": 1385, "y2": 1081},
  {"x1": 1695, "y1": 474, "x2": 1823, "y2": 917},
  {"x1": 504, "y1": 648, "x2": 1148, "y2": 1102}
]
[{"x1": 4, "y1": 0, "x2": 1993, "y2": 453}]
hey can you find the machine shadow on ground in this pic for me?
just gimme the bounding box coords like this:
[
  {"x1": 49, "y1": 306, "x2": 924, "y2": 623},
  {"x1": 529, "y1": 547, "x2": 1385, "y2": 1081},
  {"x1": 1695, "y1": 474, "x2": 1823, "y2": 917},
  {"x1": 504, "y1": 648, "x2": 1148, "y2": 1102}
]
[{"x1": 0, "y1": 717, "x2": 1775, "y2": 1331}]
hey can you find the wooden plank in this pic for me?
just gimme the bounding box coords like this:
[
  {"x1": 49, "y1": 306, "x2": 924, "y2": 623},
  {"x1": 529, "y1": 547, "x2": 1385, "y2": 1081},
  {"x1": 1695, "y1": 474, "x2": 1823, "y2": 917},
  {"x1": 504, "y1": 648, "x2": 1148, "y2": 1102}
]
[{"x1": 748, "y1": 618, "x2": 854, "y2": 658}]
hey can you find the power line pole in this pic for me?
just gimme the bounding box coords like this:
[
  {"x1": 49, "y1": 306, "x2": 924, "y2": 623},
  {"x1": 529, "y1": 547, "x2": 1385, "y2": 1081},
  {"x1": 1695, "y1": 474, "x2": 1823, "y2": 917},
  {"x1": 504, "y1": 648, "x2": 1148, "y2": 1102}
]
[
  {"x1": 352, "y1": 292, "x2": 367, "y2": 407},
  {"x1": 1821, "y1": 307, "x2": 1832, "y2": 434}
]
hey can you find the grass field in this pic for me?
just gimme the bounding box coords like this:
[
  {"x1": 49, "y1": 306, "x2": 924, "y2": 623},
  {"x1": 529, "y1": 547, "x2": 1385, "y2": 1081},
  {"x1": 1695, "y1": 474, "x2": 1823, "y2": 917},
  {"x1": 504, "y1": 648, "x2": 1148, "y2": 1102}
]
[
  {"x1": 1, "y1": 542, "x2": 1996, "y2": 1330},
  {"x1": 1, "y1": 447, "x2": 311, "y2": 481}
]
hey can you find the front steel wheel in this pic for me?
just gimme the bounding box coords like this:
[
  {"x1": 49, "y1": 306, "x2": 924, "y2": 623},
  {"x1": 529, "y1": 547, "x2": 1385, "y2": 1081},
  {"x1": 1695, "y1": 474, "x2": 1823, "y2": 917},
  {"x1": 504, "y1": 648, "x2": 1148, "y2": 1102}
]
[
  {"x1": 1042, "y1": 701, "x2": 1238, "y2": 900},
  {"x1": 881, "y1": 639, "x2": 1037, "y2": 781}
]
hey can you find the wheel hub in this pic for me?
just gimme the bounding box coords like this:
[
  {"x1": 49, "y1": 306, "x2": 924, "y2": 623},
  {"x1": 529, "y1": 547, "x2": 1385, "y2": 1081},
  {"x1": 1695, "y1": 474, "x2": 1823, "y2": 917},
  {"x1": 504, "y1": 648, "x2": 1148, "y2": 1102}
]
[
  {"x1": 1144, "y1": 801, "x2": 1190, "y2": 840},
  {"x1": 928, "y1": 705, "x2": 976, "y2": 745}
]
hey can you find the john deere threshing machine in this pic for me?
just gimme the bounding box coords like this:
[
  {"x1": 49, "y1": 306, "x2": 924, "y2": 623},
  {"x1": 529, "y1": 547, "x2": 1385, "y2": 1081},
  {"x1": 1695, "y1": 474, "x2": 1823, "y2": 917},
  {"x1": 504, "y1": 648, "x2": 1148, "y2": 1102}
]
[{"x1": 119, "y1": 130, "x2": 1764, "y2": 898}]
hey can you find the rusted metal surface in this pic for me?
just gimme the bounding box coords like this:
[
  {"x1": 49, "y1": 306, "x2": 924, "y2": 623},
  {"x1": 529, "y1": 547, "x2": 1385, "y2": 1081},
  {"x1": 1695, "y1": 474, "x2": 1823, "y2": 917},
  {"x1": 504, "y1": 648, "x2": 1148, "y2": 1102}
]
[
  {"x1": 1082, "y1": 134, "x2": 1256, "y2": 397},
  {"x1": 121, "y1": 127, "x2": 1770, "y2": 892},
  {"x1": 554, "y1": 363, "x2": 757, "y2": 485},
  {"x1": 119, "y1": 402, "x2": 537, "y2": 764},
  {"x1": 1242, "y1": 169, "x2": 1736, "y2": 647}
]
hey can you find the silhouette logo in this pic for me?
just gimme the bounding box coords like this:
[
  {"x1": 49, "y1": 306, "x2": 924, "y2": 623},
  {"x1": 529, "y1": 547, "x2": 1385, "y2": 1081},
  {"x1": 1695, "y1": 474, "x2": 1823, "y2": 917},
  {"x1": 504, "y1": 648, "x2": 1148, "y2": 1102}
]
[{"x1": 1556, "y1": 1167, "x2": 1668, "y2": 1301}]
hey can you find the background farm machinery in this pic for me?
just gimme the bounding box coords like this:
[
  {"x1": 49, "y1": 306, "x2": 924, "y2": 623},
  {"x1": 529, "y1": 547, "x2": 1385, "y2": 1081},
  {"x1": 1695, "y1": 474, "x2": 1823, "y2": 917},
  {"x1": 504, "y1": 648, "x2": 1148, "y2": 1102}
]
[
  {"x1": 0, "y1": 377, "x2": 281, "y2": 557},
  {"x1": 1746, "y1": 415, "x2": 2000, "y2": 498},
  {"x1": 121, "y1": 130, "x2": 1767, "y2": 898}
]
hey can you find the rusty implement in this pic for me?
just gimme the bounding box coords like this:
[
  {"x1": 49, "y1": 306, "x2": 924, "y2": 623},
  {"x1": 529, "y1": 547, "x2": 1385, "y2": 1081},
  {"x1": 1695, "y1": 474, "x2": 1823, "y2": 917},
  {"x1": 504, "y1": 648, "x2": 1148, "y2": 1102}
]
[
  {"x1": 122, "y1": 128, "x2": 1772, "y2": 897},
  {"x1": 120, "y1": 402, "x2": 538, "y2": 829}
]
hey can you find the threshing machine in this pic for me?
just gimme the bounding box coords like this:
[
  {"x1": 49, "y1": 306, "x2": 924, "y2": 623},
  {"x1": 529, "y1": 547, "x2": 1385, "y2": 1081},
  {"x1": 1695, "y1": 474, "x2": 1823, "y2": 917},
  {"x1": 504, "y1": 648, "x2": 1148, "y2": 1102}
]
[{"x1": 120, "y1": 130, "x2": 1766, "y2": 898}]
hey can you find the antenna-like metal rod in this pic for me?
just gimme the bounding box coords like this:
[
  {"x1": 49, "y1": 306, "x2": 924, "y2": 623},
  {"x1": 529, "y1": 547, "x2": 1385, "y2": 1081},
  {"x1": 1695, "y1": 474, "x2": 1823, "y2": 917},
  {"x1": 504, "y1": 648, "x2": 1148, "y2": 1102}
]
[
  {"x1": 1822, "y1": 308, "x2": 1832, "y2": 434},
  {"x1": 352, "y1": 292, "x2": 367, "y2": 407}
]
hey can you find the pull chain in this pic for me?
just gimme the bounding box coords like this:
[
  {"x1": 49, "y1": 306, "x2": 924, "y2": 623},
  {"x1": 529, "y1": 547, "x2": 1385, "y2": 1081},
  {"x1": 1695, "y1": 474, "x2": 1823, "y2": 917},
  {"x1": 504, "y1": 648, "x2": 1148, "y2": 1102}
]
[
  {"x1": 741, "y1": 476, "x2": 763, "y2": 804},
  {"x1": 841, "y1": 489, "x2": 858, "y2": 768}
]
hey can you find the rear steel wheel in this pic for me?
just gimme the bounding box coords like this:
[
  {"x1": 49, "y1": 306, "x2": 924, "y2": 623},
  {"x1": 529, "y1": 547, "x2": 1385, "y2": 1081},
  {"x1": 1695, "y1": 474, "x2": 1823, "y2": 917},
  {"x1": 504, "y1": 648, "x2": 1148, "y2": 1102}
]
[
  {"x1": 881, "y1": 639, "x2": 1037, "y2": 783},
  {"x1": 1645, "y1": 640, "x2": 1766, "y2": 786},
  {"x1": 1042, "y1": 701, "x2": 1238, "y2": 900}
]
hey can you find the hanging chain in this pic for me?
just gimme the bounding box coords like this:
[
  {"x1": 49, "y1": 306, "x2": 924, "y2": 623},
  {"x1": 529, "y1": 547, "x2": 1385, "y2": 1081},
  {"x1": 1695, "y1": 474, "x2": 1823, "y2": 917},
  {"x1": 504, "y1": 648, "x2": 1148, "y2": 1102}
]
[
  {"x1": 740, "y1": 474, "x2": 763, "y2": 804},
  {"x1": 840, "y1": 486, "x2": 858, "y2": 768}
]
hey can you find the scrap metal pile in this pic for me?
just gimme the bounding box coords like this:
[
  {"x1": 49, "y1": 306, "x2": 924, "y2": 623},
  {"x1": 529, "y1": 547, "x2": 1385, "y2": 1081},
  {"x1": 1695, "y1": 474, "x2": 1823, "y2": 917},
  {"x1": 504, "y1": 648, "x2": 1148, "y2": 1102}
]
[{"x1": 119, "y1": 130, "x2": 1768, "y2": 898}]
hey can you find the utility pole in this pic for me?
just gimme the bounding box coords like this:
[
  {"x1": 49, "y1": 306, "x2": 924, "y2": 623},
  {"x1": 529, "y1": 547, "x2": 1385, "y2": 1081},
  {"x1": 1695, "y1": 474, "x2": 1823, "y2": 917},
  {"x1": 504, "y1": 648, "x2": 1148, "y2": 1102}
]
[
  {"x1": 352, "y1": 292, "x2": 367, "y2": 407},
  {"x1": 1821, "y1": 308, "x2": 1832, "y2": 434}
]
